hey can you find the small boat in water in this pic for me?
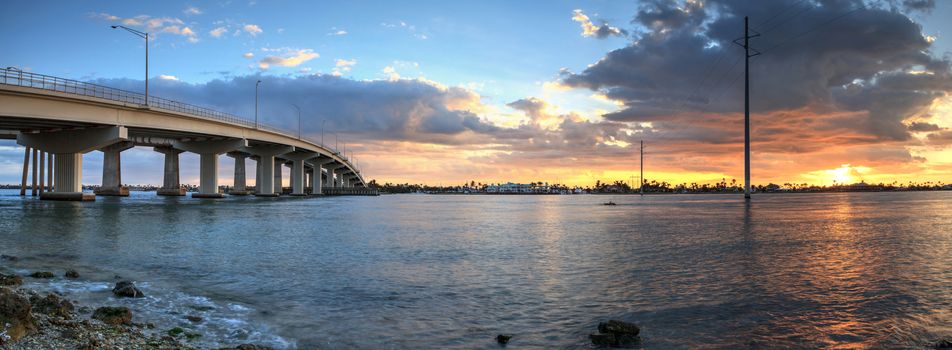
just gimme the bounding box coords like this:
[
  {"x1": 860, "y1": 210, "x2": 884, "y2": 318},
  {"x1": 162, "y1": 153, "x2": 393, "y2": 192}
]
[{"x1": 603, "y1": 201, "x2": 617, "y2": 206}]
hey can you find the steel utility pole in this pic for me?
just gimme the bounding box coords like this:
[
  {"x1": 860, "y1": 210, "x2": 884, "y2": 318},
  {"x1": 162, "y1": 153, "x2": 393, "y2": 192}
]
[
  {"x1": 734, "y1": 16, "x2": 760, "y2": 200},
  {"x1": 640, "y1": 140, "x2": 644, "y2": 196}
]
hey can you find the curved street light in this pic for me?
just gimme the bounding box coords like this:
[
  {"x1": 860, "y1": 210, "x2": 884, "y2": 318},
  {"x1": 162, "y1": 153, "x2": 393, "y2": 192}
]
[
  {"x1": 321, "y1": 119, "x2": 327, "y2": 147},
  {"x1": 290, "y1": 103, "x2": 301, "y2": 140},
  {"x1": 110, "y1": 25, "x2": 149, "y2": 106},
  {"x1": 255, "y1": 80, "x2": 262, "y2": 129}
]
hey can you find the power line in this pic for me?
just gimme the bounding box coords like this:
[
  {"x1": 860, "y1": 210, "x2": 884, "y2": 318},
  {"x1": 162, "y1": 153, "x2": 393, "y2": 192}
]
[
  {"x1": 754, "y1": 1, "x2": 814, "y2": 35},
  {"x1": 759, "y1": 3, "x2": 868, "y2": 55},
  {"x1": 755, "y1": 0, "x2": 810, "y2": 28},
  {"x1": 679, "y1": 1, "x2": 810, "y2": 115}
]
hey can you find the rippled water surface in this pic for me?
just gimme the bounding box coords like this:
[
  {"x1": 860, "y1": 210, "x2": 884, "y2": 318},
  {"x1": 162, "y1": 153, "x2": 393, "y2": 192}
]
[{"x1": 1, "y1": 190, "x2": 951, "y2": 349}]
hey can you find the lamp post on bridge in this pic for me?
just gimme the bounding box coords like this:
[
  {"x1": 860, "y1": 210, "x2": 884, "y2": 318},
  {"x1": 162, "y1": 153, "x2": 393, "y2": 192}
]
[
  {"x1": 255, "y1": 80, "x2": 262, "y2": 129},
  {"x1": 110, "y1": 25, "x2": 149, "y2": 107},
  {"x1": 290, "y1": 104, "x2": 301, "y2": 140},
  {"x1": 321, "y1": 119, "x2": 327, "y2": 147}
]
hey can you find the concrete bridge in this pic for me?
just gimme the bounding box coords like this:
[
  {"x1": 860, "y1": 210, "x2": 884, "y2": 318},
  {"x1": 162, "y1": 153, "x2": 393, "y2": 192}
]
[{"x1": 0, "y1": 68, "x2": 376, "y2": 200}]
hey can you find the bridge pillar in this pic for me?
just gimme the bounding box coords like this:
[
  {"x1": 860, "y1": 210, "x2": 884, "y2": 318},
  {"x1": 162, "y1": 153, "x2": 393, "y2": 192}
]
[
  {"x1": 172, "y1": 139, "x2": 247, "y2": 199},
  {"x1": 154, "y1": 147, "x2": 186, "y2": 196},
  {"x1": 240, "y1": 145, "x2": 292, "y2": 197},
  {"x1": 313, "y1": 165, "x2": 323, "y2": 194},
  {"x1": 273, "y1": 161, "x2": 284, "y2": 194},
  {"x1": 306, "y1": 169, "x2": 312, "y2": 193},
  {"x1": 196, "y1": 153, "x2": 223, "y2": 198},
  {"x1": 95, "y1": 141, "x2": 135, "y2": 196},
  {"x1": 227, "y1": 152, "x2": 249, "y2": 195},
  {"x1": 16, "y1": 126, "x2": 128, "y2": 201},
  {"x1": 48, "y1": 153, "x2": 89, "y2": 200},
  {"x1": 283, "y1": 153, "x2": 319, "y2": 196},
  {"x1": 289, "y1": 160, "x2": 307, "y2": 196}
]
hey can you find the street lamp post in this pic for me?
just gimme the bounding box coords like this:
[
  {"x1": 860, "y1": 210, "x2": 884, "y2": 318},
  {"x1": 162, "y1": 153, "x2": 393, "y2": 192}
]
[
  {"x1": 290, "y1": 104, "x2": 302, "y2": 139},
  {"x1": 321, "y1": 119, "x2": 327, "y2": 146},
  {"x1": 255, "y1": 80, "x2": 262, "y2": 129},
  {"x1": 111, "y1": 25, "x2": 149, "y2": 106}
]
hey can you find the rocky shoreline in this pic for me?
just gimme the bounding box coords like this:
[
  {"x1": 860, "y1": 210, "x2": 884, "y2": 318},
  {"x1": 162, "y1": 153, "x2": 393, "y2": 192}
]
[{"x1": 0, "y1": 263, "x2": 274, "y2": 350}]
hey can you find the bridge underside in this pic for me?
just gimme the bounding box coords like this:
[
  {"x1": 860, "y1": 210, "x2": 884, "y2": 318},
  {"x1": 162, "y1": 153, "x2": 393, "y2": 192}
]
[{"x1": 0, "y1": 69, "x2": 373, "y2": 200}]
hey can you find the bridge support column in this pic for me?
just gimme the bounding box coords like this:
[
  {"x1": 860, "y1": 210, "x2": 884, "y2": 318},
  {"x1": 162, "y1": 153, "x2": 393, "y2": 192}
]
[
  {"x1": 46, "y1": 153, "x2": 91, "y2": 201},
  {"x1": 273, "y1": 161, "x2": 284, "y2": 194},
  {"x1": 313, "y1": 165, "x2": 323, "y2": 195},
  {"x1": 195, "y1": 153, "x2": 223, "y2": 198},
  {"x1": 17, "y1": 126, "x2": 128, "y2": 201},
  {"x1": 154, "y1": 147, "x2": 186, "y2": 196},
  {"x1": 227, "y1": 152, "x2": 249, "y2": 195},
  {"x1": 283, "y1": 153, "x2": 318, "y2": 196},
  {"x1": 306, "y1": 170, "x2": 312, "y2": 194},
  {"x1": 95, "y1": 141, "x2": 134, "y2": 196},
  {"x1": 240, "y1": 145, "x2": 292, "y2": 197},
  {"x1": 289, "y1": 160, "x2": 306, "y2": 196},
  {"x1": 172, "y1": 139, "x2": 247, "y2": 199},
  {"x1": 256, "y1": 156, "x2": 276, "y2": 196}
]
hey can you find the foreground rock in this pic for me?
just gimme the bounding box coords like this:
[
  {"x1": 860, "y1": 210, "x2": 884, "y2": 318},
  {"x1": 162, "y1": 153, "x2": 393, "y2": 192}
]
[
  {"x1": 0, "y1": 287, "x2": 36, "y2": 343},
  {"x1": 92, "y1": 306, "x2": 133, "y2": 325},
  {"x1": 0, "y1": 273, "x2": 23, "y2": 286},
  {"x1": 113, "y1": 280, "x2": 145, "y2": 298},
  {"x1": 30, "y1": 293, "x2": 74, "y2": 319},
  {"x1": 1, "y1": 287, "x2": 192, "y2": 350},
  {"x1": 936, "y1": 338, "x2": 952, "y2": 349},
  {"x1": 590, "y1": 320, "x2": 641, "y2": 348}
]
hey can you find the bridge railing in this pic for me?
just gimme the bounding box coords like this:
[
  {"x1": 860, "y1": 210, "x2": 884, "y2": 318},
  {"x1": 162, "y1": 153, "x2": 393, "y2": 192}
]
[{"x1": 0, "y1": 68, "x2": 360, "y2": 175}]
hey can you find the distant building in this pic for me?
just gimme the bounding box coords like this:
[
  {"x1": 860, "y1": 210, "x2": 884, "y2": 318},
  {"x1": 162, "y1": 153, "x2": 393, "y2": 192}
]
[{"x1": 485, "y1": 182, "x2": 551, "y2": 194}]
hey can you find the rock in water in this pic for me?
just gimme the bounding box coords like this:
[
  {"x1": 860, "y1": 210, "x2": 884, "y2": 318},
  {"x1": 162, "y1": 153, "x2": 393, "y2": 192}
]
[
  {"x1": 0, "y1": 255, "x2": 17, "y2": 261},
  {"x1": 0, "y1": 273, "x2": 22, "y2": 287},
  {"x1": 597, "y1": 320, "x2": 640, "y2": 336},
  {"x1": 219, "y1": 345, "x2": 276, "y2": 350},
  {"x1": 29, "y1": 271, "x2": 55, "y2": 278},
  {"x1": 92, "y1": 306, "x2": 132, "y2": 325},
  {"x1": 589, "y1": 332, "x2": 616, "y2": 346},
  {"x1": 186, "y1": 315, "x2": 203, "y2": 323},
  {"x1": 30, "y1": 293, "x2": 75, "y2": 319},
  {"x1": 64, "y1": 269, "x2": 80, "y2": 279},
  {"x1": 590, "y1": 320, "x2": 641, "y2": 348},
  {"x1": 112, "y1": 280, "x2": 145, "y2": 298},
  {"x1": 0, "y1": 287, "x2": 36, "y2": 342},
  {"x1": 496, "y1": 334, "x2": 512, "y2": 344}
]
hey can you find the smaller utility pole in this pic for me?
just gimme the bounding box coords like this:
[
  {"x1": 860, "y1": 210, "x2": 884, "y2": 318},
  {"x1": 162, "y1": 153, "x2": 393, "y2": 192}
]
[{"x1": 640, "y1": 140, "x2": 644, "y2": 196}]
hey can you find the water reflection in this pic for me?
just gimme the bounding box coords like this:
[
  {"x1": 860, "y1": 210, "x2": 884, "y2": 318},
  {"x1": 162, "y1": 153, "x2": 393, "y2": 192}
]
[{"x1": 0, "y1": 191, "x2": 950, "y2": 349}]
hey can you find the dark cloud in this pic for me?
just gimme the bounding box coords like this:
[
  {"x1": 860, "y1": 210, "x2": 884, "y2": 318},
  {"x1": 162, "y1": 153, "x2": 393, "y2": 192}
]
[
  {"x1": 927, "y1": 130, "x2": 952, "y2": 145},
  {"x1": 562, "y1": 0, "x2": 952, "y2": 144},
  {"x1": 91, "y1": 75, "x2": 495, "y2": 144},
  {"x1": 901, "y1": 0, "x2": 936, "y2": 12},
  {"x1": 908, "y1": 121, "x2": 942, "y2": 132}
]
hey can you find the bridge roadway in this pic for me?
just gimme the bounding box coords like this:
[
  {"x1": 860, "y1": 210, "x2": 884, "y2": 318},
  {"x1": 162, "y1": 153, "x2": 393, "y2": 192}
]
[{"x1": 0, "y1": 68, "x2": 372, "y2": 201}]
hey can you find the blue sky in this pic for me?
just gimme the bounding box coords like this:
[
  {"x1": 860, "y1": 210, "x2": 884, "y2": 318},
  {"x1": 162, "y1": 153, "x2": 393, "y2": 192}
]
[
  {"x1": 0, "y1": 0, "x2": 638, "y2": 112},
  {"x1": 2, "y1": 1, "x2": 952, "y2": 187}
]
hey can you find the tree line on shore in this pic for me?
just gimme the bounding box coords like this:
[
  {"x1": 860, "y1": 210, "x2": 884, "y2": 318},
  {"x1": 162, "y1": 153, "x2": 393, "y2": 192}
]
[{"x1": 364, "y1": 179, "x2": 952, "y2": 194}]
